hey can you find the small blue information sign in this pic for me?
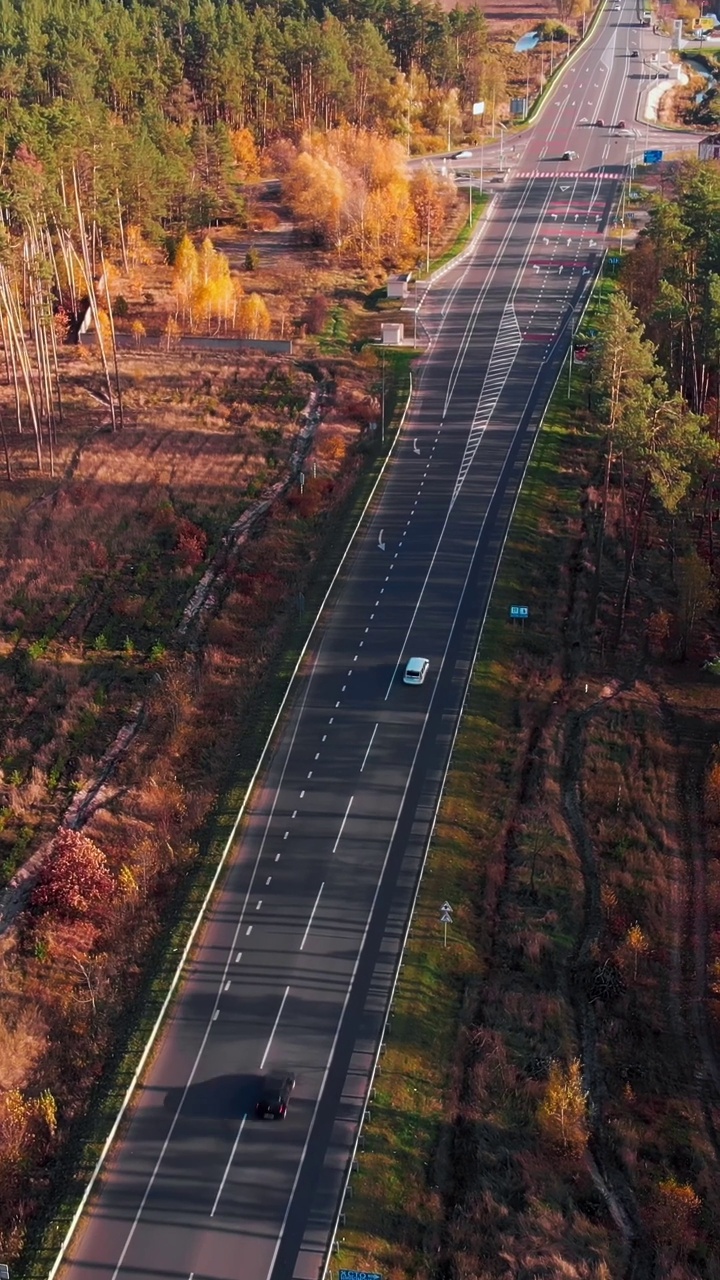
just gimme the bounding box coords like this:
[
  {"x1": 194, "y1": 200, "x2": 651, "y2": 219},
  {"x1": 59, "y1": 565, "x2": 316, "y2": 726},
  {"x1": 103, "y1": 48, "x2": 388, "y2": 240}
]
[
  {"x1": 509, "y1": 605, "x2": 529, "y2": 619},
  {"x1": 340, "y1": 1273, "x2": 382, "y2": 1280},
  {"x1": 608, "y1": 256, "x2": 620, "y2": 265},
  {"x1": 643, "y1": 149, "x2": 662, "y2": 164}
]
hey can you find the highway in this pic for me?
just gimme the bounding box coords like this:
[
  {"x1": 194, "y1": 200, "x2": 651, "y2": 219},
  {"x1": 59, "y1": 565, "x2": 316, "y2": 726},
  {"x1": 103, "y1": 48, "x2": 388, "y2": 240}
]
[{"x1": 60, "y1": 6, "x2": 663, "y2": 1280}]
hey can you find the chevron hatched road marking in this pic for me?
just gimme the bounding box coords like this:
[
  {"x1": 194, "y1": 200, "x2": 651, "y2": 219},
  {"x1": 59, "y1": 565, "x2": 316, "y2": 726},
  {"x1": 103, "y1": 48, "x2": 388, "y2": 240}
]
[{"x1": 451, "y1": 300, "x2": 523, "y2": 505}]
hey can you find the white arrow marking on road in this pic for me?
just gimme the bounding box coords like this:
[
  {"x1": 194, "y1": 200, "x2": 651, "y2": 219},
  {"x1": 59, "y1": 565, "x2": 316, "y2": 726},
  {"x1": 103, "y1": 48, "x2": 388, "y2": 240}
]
[
  {"x1": 378, "y1": 529, "x2": 385, "y2": 551},
  {"x1": 413, "y1": 437, "x2": 420, "y2": 454}
]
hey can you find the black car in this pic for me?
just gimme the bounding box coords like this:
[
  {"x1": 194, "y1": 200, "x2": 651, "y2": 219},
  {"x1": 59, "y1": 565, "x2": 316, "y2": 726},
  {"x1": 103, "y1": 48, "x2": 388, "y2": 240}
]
[{"x1": 255, "y1": 1073, "x2": 295, "y2": 1119}]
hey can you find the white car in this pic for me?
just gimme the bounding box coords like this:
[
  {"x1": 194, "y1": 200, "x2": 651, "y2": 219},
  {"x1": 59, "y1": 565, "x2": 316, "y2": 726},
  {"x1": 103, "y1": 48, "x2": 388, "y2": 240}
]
[
  {"x1": 403, "y1": 657, "x2": 430, "y2": 685},
  {"x1": 450, "y1": 150, "x2": 473, "y2": 160}
]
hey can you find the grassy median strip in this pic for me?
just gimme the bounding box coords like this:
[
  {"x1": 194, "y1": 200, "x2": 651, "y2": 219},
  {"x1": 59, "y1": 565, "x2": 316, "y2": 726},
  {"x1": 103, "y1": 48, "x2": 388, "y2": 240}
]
[{"x1": 334, "y1": 323, "x2": 599, "y2": 1277}]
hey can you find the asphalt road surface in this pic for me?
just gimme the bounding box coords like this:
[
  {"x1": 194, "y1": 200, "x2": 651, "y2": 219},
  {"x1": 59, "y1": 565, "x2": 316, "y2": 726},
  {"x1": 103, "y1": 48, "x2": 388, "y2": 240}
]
[{"x1": 61, "y1": 6, "x2": 659, "y2": 1280}]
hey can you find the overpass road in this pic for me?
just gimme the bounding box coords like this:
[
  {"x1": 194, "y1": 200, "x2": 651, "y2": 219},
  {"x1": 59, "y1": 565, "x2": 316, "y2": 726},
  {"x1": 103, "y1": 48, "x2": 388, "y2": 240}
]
[{"x1": 60, "y1": 5, "x2": 656, "y2": 1280}]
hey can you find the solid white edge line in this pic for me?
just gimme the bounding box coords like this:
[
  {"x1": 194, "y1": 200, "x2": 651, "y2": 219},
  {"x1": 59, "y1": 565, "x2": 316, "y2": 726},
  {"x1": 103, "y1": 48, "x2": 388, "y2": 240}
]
[
  {"x1": 299, "y1": 882, "x2": 325, "y2": 952},
  {"x1": 209, "y1": 1114, "x2": 247, "y2": 1219},
  {"x1": 47, "y1": 376, "x2": 416, "y2": 1280},
  {"x1": 260, "y1": 987, "x2": 291, "y2": 1071}
]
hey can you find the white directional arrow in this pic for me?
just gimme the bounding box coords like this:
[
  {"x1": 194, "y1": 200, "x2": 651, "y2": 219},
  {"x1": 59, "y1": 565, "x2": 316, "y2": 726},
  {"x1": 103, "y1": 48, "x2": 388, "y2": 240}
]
[
  {"x1": 412, "y1": 438, "x2": 420, "y2": 455},
  {"x1": 378, "y1": 529, "x2": 385, "y2": 551}
]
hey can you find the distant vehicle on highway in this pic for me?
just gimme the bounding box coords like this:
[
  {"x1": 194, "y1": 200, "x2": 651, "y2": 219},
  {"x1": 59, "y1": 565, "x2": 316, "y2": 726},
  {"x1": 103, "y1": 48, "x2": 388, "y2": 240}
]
[
  {"x1": 616, "y1": 119, "x2": 626, "y2": 128},
  {"x1": 562, "y1": 150, "x2": 579, "y2": 160},
  {"x1": 450, "y1": 150, "x2": 473, "y2": 159},
  {"x1": 630, "y1": 48, "x2": 639, "y2": 55},
  {"x1": 403, "y1": 657, "x2": 430, "y2": 685},
  {"x1": 596, "y1": 117, "x2": 605, "y2": 126},
  {"x1": 255, "y1": 1074, "x2": 295, "y2": 1120}
]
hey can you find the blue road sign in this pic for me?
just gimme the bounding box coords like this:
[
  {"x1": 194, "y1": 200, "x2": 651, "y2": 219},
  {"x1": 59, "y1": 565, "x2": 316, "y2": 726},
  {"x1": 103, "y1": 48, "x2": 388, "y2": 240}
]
[
  {"x1": 608, "y1": 255, "x2": 621, "y2": 265},
  {"x1": 509, "y1": 605, "x2": 529, "y2": 619},
  {"x1": 340, "y1": 1273, "x2": 382, "y2": 1280},
  {"x1": 643, "y1": 149, "x2": 662, "y2": 164}
]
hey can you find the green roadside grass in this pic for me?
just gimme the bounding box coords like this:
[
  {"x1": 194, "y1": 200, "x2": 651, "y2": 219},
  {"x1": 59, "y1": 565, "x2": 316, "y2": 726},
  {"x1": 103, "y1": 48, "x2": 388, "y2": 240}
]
[
  {"x1": 334, "y1": 288, "x2": 608, "y2": 1278},
  {"x1": 420, "y1": 189, "x2": 489, "y2": 279}
]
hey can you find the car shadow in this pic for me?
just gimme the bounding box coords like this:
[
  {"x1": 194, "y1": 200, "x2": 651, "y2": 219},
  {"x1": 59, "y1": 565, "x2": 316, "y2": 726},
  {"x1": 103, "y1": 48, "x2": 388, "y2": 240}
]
[{"x1": 163, "y1": 1072, "x2": 259, "y2": 1119}]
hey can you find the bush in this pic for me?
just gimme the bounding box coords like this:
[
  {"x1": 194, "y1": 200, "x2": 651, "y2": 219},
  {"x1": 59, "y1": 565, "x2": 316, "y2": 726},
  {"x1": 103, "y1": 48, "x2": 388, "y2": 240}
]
[
  {"x1": 302, "y1": 294, "x2": 329, "y2": 334},
  {"x1": 244, "y1": 248, "x2": 260, "y2": 271},
  {"x1": 32, "y1": 829, "x2": 113, "y2": 916}
]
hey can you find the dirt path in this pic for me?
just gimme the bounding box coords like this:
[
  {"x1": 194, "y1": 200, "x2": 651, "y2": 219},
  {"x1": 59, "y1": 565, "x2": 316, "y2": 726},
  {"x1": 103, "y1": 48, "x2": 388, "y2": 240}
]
[
  {"x1": 660, "y1": 695, "x2": 720, "y2": 1164},
  {"x1": 560, "y1": 693, "x2": 652, "y2": 1279}
]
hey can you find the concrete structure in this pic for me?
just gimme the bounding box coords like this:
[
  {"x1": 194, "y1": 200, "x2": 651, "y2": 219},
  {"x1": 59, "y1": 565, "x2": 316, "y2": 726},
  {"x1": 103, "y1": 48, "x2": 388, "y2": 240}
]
[
  {"x1": 380, "y1": 321, "x2": 404, "y2": 345},
  {"x1": 699, "y1": 132, "x2": 720, "y2": 160},
  {"x1": 385, "y1": 273, "x2": 412, "y2": 299}
]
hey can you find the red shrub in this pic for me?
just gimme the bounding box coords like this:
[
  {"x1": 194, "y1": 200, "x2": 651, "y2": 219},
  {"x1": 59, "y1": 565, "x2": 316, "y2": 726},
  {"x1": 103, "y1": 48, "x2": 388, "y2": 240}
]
[
  {"x1": 32, "y1": 830, "x2": 114, "y2": 917},
  {"x1": 175, "y1": 518, "x2": 208, "y2": 570}
]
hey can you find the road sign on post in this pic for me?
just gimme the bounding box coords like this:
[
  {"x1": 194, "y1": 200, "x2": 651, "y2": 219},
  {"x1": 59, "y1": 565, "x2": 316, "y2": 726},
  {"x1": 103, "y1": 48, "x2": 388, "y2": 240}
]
[
  {"x1": 643, "y1": 149, "x2": 662, "y2": 164},
  {"x1": 509, "y1": 604, "x2": 529, "y2": 620},
  {"x1": 340, "y1": 1272, "x2": 382, "y2": 1280},
  {"x1": 440, "y1": 901, "x2": 453, "y2": 948}
]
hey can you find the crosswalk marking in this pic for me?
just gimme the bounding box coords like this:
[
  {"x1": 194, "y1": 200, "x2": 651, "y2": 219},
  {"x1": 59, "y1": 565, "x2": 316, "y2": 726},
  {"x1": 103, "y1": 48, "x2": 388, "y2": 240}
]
[
  {"x1": 514, "y1": 170, "x2": 623, "y2": 179},
  {"x1": 452, "y1": 301, "x2": 523, "y2": 505}
]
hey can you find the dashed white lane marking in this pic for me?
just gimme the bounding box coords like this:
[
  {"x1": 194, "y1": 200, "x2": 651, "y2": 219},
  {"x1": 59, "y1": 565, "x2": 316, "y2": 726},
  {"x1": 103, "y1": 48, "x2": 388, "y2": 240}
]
[
  {"x1": 275, "y1": 853, "x2": 280, "y2": 862},
  {"x1": 370, "y1": 612, "x2": 374, "y2": 619},
  {"x1": 210, "y1": 1114, "x2": 247, "y2": 1219},
  {"x1": 307, "y1": 771, "x2": 313, "y2": 778},
  {"x1": 266, "y1": 877, "x2": 272, "y2": 886},
  {"x1": 333, "y1": 795, "x2": 354, "y2": 852},
  {"x1": 321, "y1": 737, "x2": 326, "y2": 743},
  {"x1": 260, "y1": 986, "x2": 290, "y2": 1070},
  {"x1": 335, "y1": 700, "x2": 340, "y2": 707},
  {"x1": 292, "y1": 809, "x2": 297, "y2": 817},
  {"x1": 284, "y1": 831, "x2": 289, "y2": 840},
  {"x1": 361, "y1": 723, "x2": 379, "y2": 772},
  {"x1": 329, "y1": 717, "x2": 333, "y2": 724},
  {"x1": 300, "y1": 789, "x2": 305, "y2": 797},
  {"x1": 246, "y1": 925, "x2": 253, "y2": 936},
  {"x1": 235, "y1": 952, "x2": 242, "y2": 962},
  {"x1": 300, "y1": 883, "x2": 325, "y2": 951},
  {"x1": 224, "y1": 981, "x2": 231, "y2": 992},
  {"x1": 359, "y1": 639, "x2": 364, "y2": 645},
  {"x1": 315, "y1": 752, "x2": 320, "y2": 759},
  {"x1": 354, "y1": 654, "x2": 358, "y2": 660},
  {"x1": 256, "y1": 900, "x2": 262, "y2": 910},
  {"x1": 341, "y1": 685, "x2": 346, "y2": 692}
]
